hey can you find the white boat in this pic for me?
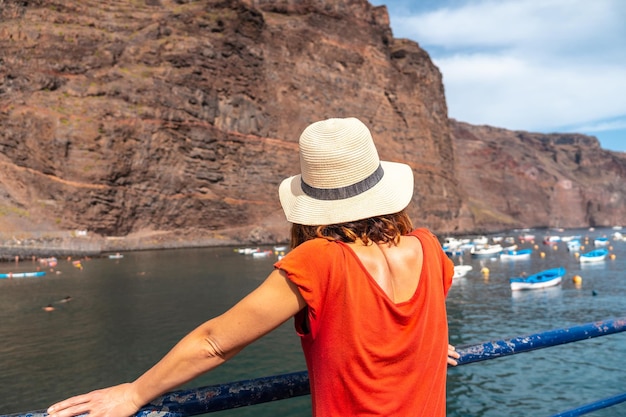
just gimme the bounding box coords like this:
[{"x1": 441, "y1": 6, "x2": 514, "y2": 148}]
[
  {"x1": 453, "y1": 265, "x2": 473, "y2": 279},
  {"x1": 543, "y1": 235, "x2": 561, "y2": 244},
  {"x1": 236, "y1": 247, "x2": 260, "y2": 255},
  {"x1": 473, "y1": 236, "x2": 488, "y2": 245},
  {"x1": 579, "y1": 248, "x2": 609, "y2": 263},
  {"x1": 567, "y1": 240, "x2": 581, "y2": 252},
  {"x1": 470, "y1": 244, "x2": 503, "y2": 258}
]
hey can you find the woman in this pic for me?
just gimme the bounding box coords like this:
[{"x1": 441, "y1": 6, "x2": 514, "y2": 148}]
[{"x1": 48, "y1": 117, "x2": 458, "y2": 417}]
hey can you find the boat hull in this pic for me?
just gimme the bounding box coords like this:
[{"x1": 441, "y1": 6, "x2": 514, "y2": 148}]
[
  {"x1": 510, "y1": 276, "x2": 562, "y2": 291},
  {"x1": 501, "y1": 249, "x2": 532, "y2": 260},
  {"x1": 509, "y1": 267, "x2": 565, "y2": 291},
  {"x1": 453, "y1": 265, "x2": 473, "y2": 279},
  {"x1": 579, "y1": 248, "x2": 609, "y2": 263},
  {"x1": 470, "y1": 244, "x2": 503, "y2": 258},
  {"x1": 0, "y1": 271, "x2": 46, "y2": 279}
]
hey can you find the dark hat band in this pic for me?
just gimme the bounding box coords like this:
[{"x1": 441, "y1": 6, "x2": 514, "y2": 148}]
[{"x1": 301, "y1": 164, "x2": 384, "y2": 201}]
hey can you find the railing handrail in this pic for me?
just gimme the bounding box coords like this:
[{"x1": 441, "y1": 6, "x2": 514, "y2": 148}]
[{"x1": 3, "y1": 317, "x2": 626, "y2": 417}]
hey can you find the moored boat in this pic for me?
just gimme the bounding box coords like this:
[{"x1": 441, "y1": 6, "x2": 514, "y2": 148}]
[
  {"x1": 453, "y1": 265, "x2": 473, "y2": 279},
  {"x1": 567, "y1": 239, "x2": 581, "y2": 252},
  {"x1": 252, "y1": 250, "x2": 273, "y2": 258},
  {"x1": 509, "y1": 267, "x2": 566, "y2": 291},
  {"x1": 235, "y1": 247, "x2": 260, "y2": 255},
  {"x1": 500, "y1": 248, "x2": 532, "y2": 260},
  {"x1": 470, "y1": 244, "x2": 503, "y2": 258},
  {"x1": 593, "y1": 237, "x2": 610, "y2": 247},
  {"x1": 0, "y1": 271, "x2": 46, "y2": 279},
  {"x1": 579, "y1": 248, "x2": 609, "y2": 263}
]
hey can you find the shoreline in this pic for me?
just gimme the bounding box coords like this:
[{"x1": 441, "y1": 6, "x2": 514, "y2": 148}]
[
  {"x1": 2, "y1": 224, "x2": 615, "y2": 262},
  {"x1": 0, "y1": 228, "x2": 289, "y2": 261}
]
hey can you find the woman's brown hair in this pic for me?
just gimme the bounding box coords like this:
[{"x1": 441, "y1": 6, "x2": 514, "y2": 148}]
[{"x1": 290, "y1": 210, "x2": 413, "y2": 249}]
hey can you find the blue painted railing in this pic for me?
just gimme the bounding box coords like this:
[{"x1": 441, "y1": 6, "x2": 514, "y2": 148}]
[{"x1": 3, "y1": 317, "x2": 626, "y2": 417}]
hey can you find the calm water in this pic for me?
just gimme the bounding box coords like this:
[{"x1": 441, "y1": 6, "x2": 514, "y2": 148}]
[{"x1": 0, "y1": 228, "x2": 625, "y2": 417}]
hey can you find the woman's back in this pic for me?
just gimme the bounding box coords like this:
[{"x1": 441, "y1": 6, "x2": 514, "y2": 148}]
[
  {"x1": 276, "y1": 228, "x2": 453, "y2": 416},
  {"x1": 347, "y1": 234, "x2": 424, "y2": 304}
]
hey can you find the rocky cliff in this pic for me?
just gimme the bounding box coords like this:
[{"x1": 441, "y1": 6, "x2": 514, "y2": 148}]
[
  {"x1": 0, "y1": 0, "x2": 624, "y2": 251},
  {"x1": 451, "y1": 121, "x2": 626, "y2": 232}
]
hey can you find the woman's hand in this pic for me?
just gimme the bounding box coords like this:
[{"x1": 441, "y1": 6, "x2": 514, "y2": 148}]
[
  {"x1": 447, "y1": 344, "x2": 460, "y2": 366},
  {"x1": 47, "y1": 383, "x2": 141, "y2": 417}
]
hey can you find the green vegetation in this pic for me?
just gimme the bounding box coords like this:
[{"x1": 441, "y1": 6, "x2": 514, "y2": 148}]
[{"x1": 0, "y1": 205, "x2": 29, "y2": 218}]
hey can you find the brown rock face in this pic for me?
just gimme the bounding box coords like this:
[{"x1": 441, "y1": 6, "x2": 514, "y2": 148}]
[
  {"x1": 0, "y1": 0, "x2": 624, "y2": 249},
  {"x1": 451, "y1": 120, "x2": 626, "y2": 231},
  {"x1": 0, "y1": 0, "x2": 460, "y2": 244}
]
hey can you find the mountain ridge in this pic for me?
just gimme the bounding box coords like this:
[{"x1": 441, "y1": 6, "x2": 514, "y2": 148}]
[{"x1": 0, "y1": 0, "x2": 624, "y2": 252}]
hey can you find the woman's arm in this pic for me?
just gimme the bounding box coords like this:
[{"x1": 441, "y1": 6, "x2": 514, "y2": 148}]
[{"x1": 47, "y1": 269, "x2": 306, "y2": 417}]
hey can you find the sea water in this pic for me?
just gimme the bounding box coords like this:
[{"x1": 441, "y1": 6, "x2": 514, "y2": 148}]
[{"x1": 0, "y1": 227, "x2": 624, "y2": 417}]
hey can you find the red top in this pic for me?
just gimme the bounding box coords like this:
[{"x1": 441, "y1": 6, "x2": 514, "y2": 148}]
[{"x1": 275, "y1": 228, "x2": 454, "y2": 416}]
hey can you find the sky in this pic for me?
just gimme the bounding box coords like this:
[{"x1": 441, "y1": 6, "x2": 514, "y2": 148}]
[{"x1": 370, "y1": 0, "x2": 626, "y2": 153}]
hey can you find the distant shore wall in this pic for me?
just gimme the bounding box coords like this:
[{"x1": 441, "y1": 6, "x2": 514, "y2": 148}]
[
  {"x1": 0, "y1": 231, "x2": 102, "y2": 261},
  {"x1": 0, "y1": 230, "x2": 243, "y2": 261}
]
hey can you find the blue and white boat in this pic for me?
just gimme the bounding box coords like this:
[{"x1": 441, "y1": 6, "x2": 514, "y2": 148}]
[
  {"x1": 593, "y1": 237, "x2": 610, "y2": 247},
  {"x1": 500, "y1": 248, "x2": 532, "y2": 260},
  {"x1": 579, "y1": 248, "x2": 609, "y2": 263},
  {"x1": 509, "y1": 267, "x2": 566, "y2": 291},
  {"x1": 0, "y1": 271, "x2": 46, "y2": 279}
]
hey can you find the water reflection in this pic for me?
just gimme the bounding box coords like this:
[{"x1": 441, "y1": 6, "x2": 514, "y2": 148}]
[{"x1": 510, "y1": 285, "x2": 563, "y2": 301}]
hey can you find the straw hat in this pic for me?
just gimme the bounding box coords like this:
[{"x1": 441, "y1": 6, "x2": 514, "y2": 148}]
[{"x1": 279, "y1": 117, "x2": 414, "y2": 225}]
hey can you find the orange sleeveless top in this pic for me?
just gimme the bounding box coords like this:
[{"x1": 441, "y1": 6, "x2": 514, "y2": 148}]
[{"x1": 274, "y1": 228, "x2": 454, "y2": 416}]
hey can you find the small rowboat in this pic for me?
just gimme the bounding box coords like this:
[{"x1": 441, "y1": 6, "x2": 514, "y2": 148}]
[
  {"x1": 453, "y1": 265, "x2": 473, "y2": 279},
  {"x1": 579, "y1": 248, "x2": 609, "y2": 263},
  {"x1": 252, "y1": 250, "x2": 273, "y2": 258},
  {"x1": 509, "y1": 267, "x2": 566, "y2": 291},
  {"x1": 0, "y1": 271, "x2": 46, "y2": 279},
  {"x1": 567, "y1": 239, "x2": 581, "y2": 252},
  {"x1": 593, "y1": 237, "x2": 610, "y2": 247},
  {"x1": 500, "y1": 248, "x2": 532, "y2": 260},
  {"x1": 470, "y1": 244, "x2": 503, "y2": 258}
]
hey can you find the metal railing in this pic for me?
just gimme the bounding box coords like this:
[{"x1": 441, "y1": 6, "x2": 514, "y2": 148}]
[{"x1": 3, "y1": 317, "x2": 626, "y2": 417}]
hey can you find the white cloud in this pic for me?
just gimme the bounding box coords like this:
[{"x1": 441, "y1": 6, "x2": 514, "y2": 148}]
[
  {"x1": 393, "y1": 0, "x2": 623, "y2": 57},
  {"x1": 571, "y1": 118, "x2": 626, "y2": 134},
  {"x1": 437, "y1": 54, "x2": 626, "y2": 130},
  {"x1": 378, "y1": 0, "x2": 626, "y2": 140}
]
